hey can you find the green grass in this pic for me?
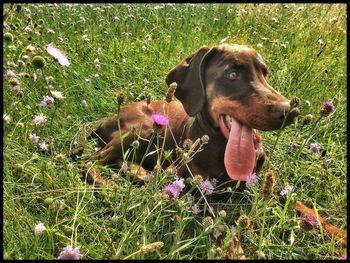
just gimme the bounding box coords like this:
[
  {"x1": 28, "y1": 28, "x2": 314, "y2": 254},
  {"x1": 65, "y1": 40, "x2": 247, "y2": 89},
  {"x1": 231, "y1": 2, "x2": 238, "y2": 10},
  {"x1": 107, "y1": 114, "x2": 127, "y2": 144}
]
[{"x1": 3, "y1": 3, "x2": 347, "y2": 260}]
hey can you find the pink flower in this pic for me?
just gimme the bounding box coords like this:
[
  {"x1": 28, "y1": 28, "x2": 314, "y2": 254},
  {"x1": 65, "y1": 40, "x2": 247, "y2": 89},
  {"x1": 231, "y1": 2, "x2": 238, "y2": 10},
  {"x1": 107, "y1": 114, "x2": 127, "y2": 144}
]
[
  {"x1": 305, "y1": 213, "x2": 318, "y2": 226},
  {"x1": 10, "y1": 85, "x2": 22, "y2": 94},
  {"x1": 32, "y1": 114, "x2": 47, "y2": 126},
  {"x1": 151, "y1": 114, "x2": 169, "y2": 126},
  {"x1": 164, "y1": 184, "x2": 180, "y2": 199},
  {"x1": 29, "y1": 133, "x2": 40, "y2": 144},
  {"x1": 58, "y1": 245, "x2": 82, "y2": 260},
  {"x1": 310, "y1": 143, "x2": 320, "y2": 154},
  {"x1": 46, "y1": 43, "x2": 70, "y2": 66},
  {"x1": 340, "y1": 254, "x2": 347, "y2": 260},
  {"x1": 6, "y1": 70, "x2": 16, "y2": 78},
  {"x1": 40, "y1": 95, "x2": 55, "y2": 108}
]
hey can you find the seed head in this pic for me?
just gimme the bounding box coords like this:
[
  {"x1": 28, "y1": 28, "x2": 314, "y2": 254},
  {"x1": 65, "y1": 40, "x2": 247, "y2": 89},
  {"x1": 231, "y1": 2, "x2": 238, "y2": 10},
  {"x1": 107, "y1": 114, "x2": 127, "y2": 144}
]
[
  {"x1": 260, "y1": 170, "x2": 276, "y2": 198},
  {"x1": 289, "y1": 96, "x2": 300, "y2": 108},
  {"x1": 131, "y1": 140, "x2": 140, "y2": 149},
  {"x1": 302, "y1": 114, "x2": 313, "y2": 126},
  {"x1": 165, "y1": 82, "x2": 177, "y2": 103},
  {"x1": 140, "y1": 241, "x2": 164, "y2": 253},
  {"x1": 4, "y1": 32, "x2": 14, "y2": 43},
  {"x1": 201, "y1": 134, "x2": 210, "y2": 144},
  {"x1": 183, "y1": 138, "x2": 193, "y2": 151},
  {"x1": 32, "y1": 55, "x2": 46, "y2": 69},
  {"x1": 237, "y1": 214, "x2": 251, "y2": 229},
  {"x1": 202, "y1": 216, "x2": 214, "y2": 226},
  {"x1": 194, "y1": 174, "x2": 204, "y2": 185},
  {"x1": 116, "y1": 92, "x2": 126, "y2": 105}
]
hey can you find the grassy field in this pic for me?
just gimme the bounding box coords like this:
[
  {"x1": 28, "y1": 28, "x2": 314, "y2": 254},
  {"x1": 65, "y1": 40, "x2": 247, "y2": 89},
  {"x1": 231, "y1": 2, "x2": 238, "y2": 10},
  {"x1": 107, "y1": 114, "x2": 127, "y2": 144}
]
[{"x1": 3, "y1": 3, "x2": 347, "y2": 260}]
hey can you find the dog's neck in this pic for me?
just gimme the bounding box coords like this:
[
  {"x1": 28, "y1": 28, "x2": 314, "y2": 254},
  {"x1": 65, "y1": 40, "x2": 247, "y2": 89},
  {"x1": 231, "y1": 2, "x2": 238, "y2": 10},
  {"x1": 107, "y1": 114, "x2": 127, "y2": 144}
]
[{"x1": 193, "y1": 110, "x2": 220, "y2": 138}]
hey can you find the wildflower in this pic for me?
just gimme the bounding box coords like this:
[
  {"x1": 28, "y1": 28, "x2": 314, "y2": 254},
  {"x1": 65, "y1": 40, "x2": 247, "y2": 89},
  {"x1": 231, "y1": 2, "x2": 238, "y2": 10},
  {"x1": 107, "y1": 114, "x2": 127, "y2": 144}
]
[
  {"x1": 40, "y1": 95, "x2": 55, "y2": 108},
  {"x1": 164, "y1": 184, "x2": 181, "y2": 199},
  {"x1": 183, "y1": 139, "x2": 193, "y2": 151},
  {"x1": 280, "y1": 185, "x2": 293, "y2": 197},
  {"x1": 47, "y1": 28, "x2": 55, "y2": 34},
  {"x1": 29, "y1": 133, "x2": 40, "y2": 144},
  {"x1": 302, "y1": 114, "x2": 313, "y2": 126},
  {"x1": 165, "y1": 82, "x2": 177, "y2": 103},
  {"x1": 3, "y1": 114, "x2": 12, "y2": 124},
  {"x1": 32, "y1": 56, "x2": 46, "y2": 69},
  {"x1": 140, "y1": 242, "x2": 164, "y2": 253},
  {"x1": 194, "y1": 174, "x2": 204, "y2": 185},
  {"x1": 113, "y1": 16, "x2": 120, "y2": 21},
  {"x1": 340, "y1": 254, "x2": 347, "y2": 260},
  {"x1": 141, "y1": 45, "x2": 147, "y2": 51},
  {"x1": 213, "y1": 230, "x2": 222, "y2": 239},
  {"x1": 32, "y1": 73, "x2": 37, "y2": 81},
  {"x1": 4, "y1": 32, "x2": 14, "y2": 42},
  {"x1": 51, "y1": 90, "x2": 65, "y2": 100},
  {"x1": 47, "y1": 43, "x2": 70, "y2": 66},
  {"x1": 272, "y1": 17, "x2": 278, "y2": 23},
  {"x1": 122, "y1": 58, "x2": 127, "y2": 63},
  {"x1": 245, "y1": 172, "x2": 259, "y2": 189},
  {"x1": 237, "y1": 214, "x2": 251, "y2": 229},
  {"x1": 219, "y1": 210, "x2": 227, "y2": 217},
  {"x1": 317, "y1": 39, "x2": 324, "y2": 45},
  {"x1": 305, "y1": 100, "x2": 311, "y2": 107},
  {"x1": 25, "y1": 44, "x2": 36, "y2": 53},
  {"x1": 200, "y1": 179, "x2": 214, "y2": 195},
  {"x1": 151, "y1": 114, "x2": 169, "y2": 126},
  {"x1": 24, "y1": 25, "x2": 32, "y2": 32},
  {"x1": 94, "y1": 58, "x2": 101, "y2": 67},
  {"x1": 6, "y1": 70, "x2": 16, "y2": 78},
  {"x1": 273, "y1": 39, "x2": 279, "y2": 47},
  {"x1": 256, "y1": 43, "x2": 263, "y2": 49},
  {"x1": 319, "y1": 101, "x2": 335, "y2": 116},
  {"x1": 58, "y1": 245, "x2": 82, "y2": 260},
  {"x1": 39, "y1": 142, "x2": 49, "y2": 151},
  {"x1": 10, "y1": 85, "x2": 22, "y2": 94},
  {"x1": 58, "y1": 36, "x2": 64, "y2": 43},
  {"x1": 81, "y1": 100, "x2": 87, "y2": 107},
  {"x1": 97, "y1": 47, "x2": 103, "y2": 55},
  {"x1": 260, "y1": 170, "x2": 276, "y2": 198},
  {"x1": 32, "y1": 114, "x2": 47, "y2": 126},
  {"x1": 305, "y1": 213, "x2": 318, "y2": 226},
  {"x1": 201, "y1": 134, "x2": 210, "y2": 144},
  {"x1": 173, "y1": 177, "x2": 185, "y2": 191},
  {"x1": 191, "y1": 204, "x2": 200, "y2": 214},
  {"x1": 310, "y1": 143, "x2": 320, "y2": 154},
  {"x1": 120, "y1": 161, "x2": 128, "y2": 173},
  {"x1": 34, "y1": 222, "x2": 46, "y2": 236},
  {"x1": 281, "y1": 43, "x2": 287, "y2": 49}
]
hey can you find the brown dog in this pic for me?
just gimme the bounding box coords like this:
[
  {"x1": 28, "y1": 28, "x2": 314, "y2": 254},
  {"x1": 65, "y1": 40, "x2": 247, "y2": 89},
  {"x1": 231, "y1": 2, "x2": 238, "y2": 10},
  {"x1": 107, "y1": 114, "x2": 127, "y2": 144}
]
[{"x1": 74, "y1": 43, "x2": 299, "y2": 188}]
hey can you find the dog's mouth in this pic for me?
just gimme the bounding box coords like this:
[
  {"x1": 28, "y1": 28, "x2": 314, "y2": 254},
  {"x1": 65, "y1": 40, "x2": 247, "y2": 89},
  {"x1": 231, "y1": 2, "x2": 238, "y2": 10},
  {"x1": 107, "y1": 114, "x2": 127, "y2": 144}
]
[{"x1": 219, "y1": 114, "x2": 259, "y2": 181}]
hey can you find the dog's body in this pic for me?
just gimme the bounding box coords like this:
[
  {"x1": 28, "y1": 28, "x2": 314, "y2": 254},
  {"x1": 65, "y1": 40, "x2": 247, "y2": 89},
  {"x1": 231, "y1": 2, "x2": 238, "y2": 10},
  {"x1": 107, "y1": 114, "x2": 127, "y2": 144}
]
[{"x1": 77, "y1": 43, "x2": 299, "y2": 186}]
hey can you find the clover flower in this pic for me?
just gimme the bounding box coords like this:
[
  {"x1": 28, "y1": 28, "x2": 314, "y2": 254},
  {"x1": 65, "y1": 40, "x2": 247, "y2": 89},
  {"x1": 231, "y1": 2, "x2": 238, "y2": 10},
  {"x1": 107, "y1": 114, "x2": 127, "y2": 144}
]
[
  {"x1": 151, "y1": 114, "x2": 169, "y2": 126},
  {"x1": 245, "y1": 172, "x2": 259, "y2": 189},
  {"x1": 40, "y1": 95, "x2": 55, "y2": 108},
  {"x1": 32, "y1": 114, "x2": 47, "y2": 126},
  {"x1": 34, "y1": 222, "x2": 46, "y2": 236},
  {"x1": 319, "y1": 101, "x2": 335, "y2": 116},
  {"x1": 58, "y1": 245, "x2": 82, "y2": 260}
]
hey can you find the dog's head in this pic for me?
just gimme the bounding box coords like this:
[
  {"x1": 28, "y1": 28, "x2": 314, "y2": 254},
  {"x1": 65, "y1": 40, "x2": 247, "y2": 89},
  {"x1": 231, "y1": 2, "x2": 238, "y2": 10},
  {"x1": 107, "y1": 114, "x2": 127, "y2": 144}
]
[{"x1": 166, "y1": 44, "x2": 299, "y2": 181}]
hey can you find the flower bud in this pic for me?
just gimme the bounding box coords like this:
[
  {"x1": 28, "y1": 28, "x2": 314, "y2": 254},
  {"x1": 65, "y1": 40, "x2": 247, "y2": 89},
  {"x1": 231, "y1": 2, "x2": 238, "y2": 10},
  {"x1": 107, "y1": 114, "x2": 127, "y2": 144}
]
[{"x1": 32, "y1": 55, "x2": 46, "y2": 69}]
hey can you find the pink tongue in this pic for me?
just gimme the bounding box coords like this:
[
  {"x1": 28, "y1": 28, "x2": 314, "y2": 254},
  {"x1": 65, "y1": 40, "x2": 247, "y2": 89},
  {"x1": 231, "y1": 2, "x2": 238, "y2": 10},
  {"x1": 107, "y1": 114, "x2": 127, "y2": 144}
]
[{"x1": 221, "y1": 117, "x2": 256, "y2": 181}]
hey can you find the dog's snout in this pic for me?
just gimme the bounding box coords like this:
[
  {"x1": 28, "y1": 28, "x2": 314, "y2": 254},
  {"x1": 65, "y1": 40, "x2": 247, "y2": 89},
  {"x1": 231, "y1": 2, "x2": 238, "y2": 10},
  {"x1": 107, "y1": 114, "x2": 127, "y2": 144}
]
[{"x1": 271, "y1": 101, "x2": 291, "y2": 120}]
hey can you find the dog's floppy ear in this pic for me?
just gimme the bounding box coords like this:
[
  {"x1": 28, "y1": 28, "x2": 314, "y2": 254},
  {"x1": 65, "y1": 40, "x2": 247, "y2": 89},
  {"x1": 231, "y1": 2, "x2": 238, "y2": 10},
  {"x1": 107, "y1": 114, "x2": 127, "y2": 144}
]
[{"x1": 166, "y1": 45, "x2": 216, "y2": 116}]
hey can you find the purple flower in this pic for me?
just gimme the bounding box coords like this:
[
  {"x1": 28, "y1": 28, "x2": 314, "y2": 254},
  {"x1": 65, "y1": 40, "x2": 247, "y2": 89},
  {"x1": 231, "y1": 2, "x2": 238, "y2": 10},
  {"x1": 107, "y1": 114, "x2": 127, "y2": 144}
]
[
  {"x1": 58, "y1": 245, "x2": 82, "y2": 260},
  {"x1": 173, "y1": 177, "x2": 185, "y2": 191},
  {"x1": 310, "y1": 143, "x2": 320, "y2": 154},
  {"x1": 305, "y1": 213, "x2": 318, "y2": 226},
  {"x1": 32, "y1": 114, "x2": 47, "y2": 126},
  {"x1": 10, "y1": 85, "x2": 22, "y2": 94},
  {"x1": 29, "y1": 133, "x2": 40, "y2": 144},
  {"x1": 280, "y1": 185, "x2": 293, "y2": 197},
  {"x1": 340, "y1": 254, "x2": 347, "y2": 260},
  {"x1": 323, "y1": 101, "x2": 335, "y2": 112},
  {"x1": 245, "y1": 172, "x2": 259, "y2": 189},
  {"x1": 200, "y1": 179, "x2": 214, "y2": 195},
  {"x1": 164, "y1": 184, "x2": 180, "y2": 199},
  {"x1": 191, "y1": 204, "x2": 200, "y2": 214},
  {"x1": 6, "y1": 69, "x2": 16, "y2": 78},
  {"x1": 40, "y1": 95, "x2": 55, "y2": 108},
  {"x1": 151, "y1": 114, "x2": 169, "y2": 126}
]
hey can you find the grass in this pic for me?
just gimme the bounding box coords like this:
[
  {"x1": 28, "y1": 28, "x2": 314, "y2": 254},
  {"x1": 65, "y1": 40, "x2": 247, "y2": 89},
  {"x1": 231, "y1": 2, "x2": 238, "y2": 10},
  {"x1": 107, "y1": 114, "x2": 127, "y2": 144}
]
[{"x1": 3, "y1": 3, "x2": 347, "y2": 260}]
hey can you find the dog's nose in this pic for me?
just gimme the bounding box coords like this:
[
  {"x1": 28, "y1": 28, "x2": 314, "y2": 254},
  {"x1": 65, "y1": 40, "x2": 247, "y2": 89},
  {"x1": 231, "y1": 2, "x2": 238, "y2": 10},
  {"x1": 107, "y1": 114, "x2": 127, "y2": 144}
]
[{"x1": 271, "y1": 101, "x2": 291, "y2": 121}]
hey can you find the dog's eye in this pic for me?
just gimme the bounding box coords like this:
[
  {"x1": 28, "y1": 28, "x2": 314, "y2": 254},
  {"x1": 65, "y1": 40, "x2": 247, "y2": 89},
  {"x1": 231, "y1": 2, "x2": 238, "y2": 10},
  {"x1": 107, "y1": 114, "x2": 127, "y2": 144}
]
[{"x1": 226, "y1": 71, "x2": 239, "y2": 80}]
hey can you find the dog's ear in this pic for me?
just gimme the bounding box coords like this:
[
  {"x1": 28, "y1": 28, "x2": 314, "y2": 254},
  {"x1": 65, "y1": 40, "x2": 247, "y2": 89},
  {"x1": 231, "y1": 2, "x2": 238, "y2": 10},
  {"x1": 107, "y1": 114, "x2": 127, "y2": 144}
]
[{"x1": 166, "y1": 45, "x2": 216, "y2": 116}]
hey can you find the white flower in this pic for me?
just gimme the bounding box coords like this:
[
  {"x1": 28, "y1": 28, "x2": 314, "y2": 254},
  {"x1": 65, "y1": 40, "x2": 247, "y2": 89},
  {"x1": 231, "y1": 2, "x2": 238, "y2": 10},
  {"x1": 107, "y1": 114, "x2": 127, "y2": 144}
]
[
  {"x1": 281, "y1": 43, "x2": 287, "y2": 49},
  {"x1": 34, "y1": 223, "x2": 46, "y2": 236},
  {"x1": 141, "y1": 45, "x2": 146, "y2": 51},
  {"x1": 273, "y1": 39, "x2": 279, "y2": 47},
  {"x1": 46, "y1": 43, "x2": 70, "y2": 66},
  {"x1": 94, "y1": 58, "x2": 101, "y2": 67},
  {"x1": 280, "y1": 185, "x2": 293, "y2": 197},
  {"x1": 97, "y1": 47, "x2": 103, "y2": 55},
  {"x1": 272, "y1": 17, "x2": 278, "y2": 23},
  {"x1": 29, "y1": 133, "x2": 40, "y2": 144},
  {"x1": 51, "y1": 90, "x2": 65, "y2": 100},
  {"x1": 122, "y1": 58, "x2": 126, "y2": 63},
  {"x1": 47, "y1": 29, "x2": 55, "y2": 34},
  {"x1": 32, "y1": 114, "x2": 47, "y2": 126},
  {"x1": 81, "y1": 100, "x2": 88, "y2": 107},
  {"x1": 82, "y1": 34, "x2": 90, "y2": 41},
  {"x1": 317, "y1": 39, "x2": 324, "y2": 45},
  {"x1": 24, "y1": 25, "x2": 32, "y2": 32},
  {"x1": 39, "y1": 142, "x2": 49, "y2": 151},
  {"x1": 256, "y1": 43, "x2": 263, "y2": 48},
  {"x1": 114, "y1": 16, "x2": 120, "y2": 21},
  {"x1": 6, "y1": 70, "x2": 17, "y2": 78}
]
